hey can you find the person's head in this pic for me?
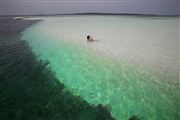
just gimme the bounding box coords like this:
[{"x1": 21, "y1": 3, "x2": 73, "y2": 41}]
[{"x1": 87, "y1": 35, "x2": 90, "y2": 39}]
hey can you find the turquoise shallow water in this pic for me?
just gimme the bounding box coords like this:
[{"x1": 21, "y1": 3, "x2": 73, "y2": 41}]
[{"x1": 22, "y1": 17, "x2": 179, "y2": 120}]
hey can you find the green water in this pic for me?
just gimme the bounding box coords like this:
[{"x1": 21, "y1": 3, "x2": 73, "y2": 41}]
[{"x1": 22, "y1": 19, "x2": 179, "y2": 120}]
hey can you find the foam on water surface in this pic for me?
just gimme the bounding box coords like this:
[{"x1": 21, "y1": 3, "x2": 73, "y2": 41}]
[{"x1": 22, "y1": 16, "x2": 179, "y2": 120}]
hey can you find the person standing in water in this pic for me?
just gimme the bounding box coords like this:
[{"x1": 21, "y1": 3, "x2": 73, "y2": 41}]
[{"x1": 87, "y1": 35, "x2": 94, "y2": 42}]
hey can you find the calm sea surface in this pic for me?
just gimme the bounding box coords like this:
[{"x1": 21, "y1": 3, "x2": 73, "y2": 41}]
[
  {"x1": 0, "y1": 17, "x2": 115, "y2": 120},
  {"x1": 22, "y1": 16, "x2": 179, "y2": 120}
]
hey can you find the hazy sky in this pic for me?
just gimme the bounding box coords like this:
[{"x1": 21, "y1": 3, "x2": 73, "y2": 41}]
[{"x1": 1, "y1": 0, "x2": 179, "y2": 15}]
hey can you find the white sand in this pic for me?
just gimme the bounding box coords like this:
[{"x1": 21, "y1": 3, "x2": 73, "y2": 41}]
[{"x1": 33, "y1": 16, "x2": 179, "y2": 78}]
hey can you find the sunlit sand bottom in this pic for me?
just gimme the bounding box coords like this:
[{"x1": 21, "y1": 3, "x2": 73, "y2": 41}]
[{"x1": 22, "y1": 16, "x2": 179, "y2": 120}]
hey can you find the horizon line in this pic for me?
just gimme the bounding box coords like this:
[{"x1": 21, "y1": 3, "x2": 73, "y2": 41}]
[{"x1": 0, "y1": 12, "x2": 179, "y2": 17}]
